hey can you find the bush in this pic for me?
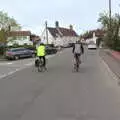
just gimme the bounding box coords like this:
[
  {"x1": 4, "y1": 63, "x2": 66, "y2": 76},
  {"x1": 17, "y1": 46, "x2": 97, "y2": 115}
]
[
  {"x1": 0, "y1": 45, "x2": 7, "y2": 55},
  {"x1": 0, "y1": 46, "x2": 4, "y2": 55},
  {"x1": 113, "y1": 47, "x2": 120, "y2": 52}
]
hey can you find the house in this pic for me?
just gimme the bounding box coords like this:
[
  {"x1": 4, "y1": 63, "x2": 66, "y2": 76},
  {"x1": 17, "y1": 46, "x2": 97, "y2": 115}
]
[
  {"x1": 7, "y1": 31, "x2": 33, "y2": 46},
  {"x1": 82, "y1": 29, "x2": 105, "y2": 44},
  {"x1": 41, "y1": 21, "x2": 79, "y2": 46}
]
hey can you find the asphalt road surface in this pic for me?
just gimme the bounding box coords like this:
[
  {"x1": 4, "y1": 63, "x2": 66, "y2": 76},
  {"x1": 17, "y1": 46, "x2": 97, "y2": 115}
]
[
  {"x1": 0, "y1": 55, "x2": 53, "y2": 79},
  {"x1": 0, "y1": 48, "x2": 120, "y2": 120}
]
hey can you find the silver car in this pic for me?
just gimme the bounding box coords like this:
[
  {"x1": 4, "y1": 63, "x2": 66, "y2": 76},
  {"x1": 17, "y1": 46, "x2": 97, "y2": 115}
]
[{"x1": 5, "y1": 48, "x2": 35, "y2": 60}]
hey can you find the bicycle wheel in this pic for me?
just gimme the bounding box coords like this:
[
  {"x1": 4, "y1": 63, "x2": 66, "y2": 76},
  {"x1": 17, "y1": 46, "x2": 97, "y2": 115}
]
[
  {"x1": 38, "y1": 60, "x2": 43, "y2": 72},
  {"x1": 74, "y1": 60, "x2": 79, "y2": 72},
  {"x1": 76, "y1": 62, "x2": 79, "y2": 72}
]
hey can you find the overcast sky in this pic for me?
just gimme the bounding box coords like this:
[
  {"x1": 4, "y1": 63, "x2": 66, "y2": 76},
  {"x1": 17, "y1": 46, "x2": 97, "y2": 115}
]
[{"x1": 0, "y1": 0, "x2": 120, "y2": 35}]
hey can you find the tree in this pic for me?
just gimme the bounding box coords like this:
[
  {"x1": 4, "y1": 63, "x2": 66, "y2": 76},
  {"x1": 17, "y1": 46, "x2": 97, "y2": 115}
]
[
  {"x1": 0, "y1": 29, "x2": 7, "y2": 43},
  {"x1": 0, "y1": 11, "x2": 21, "y2": 44},
  {"x1": 98, "y1": 12, "x2": 120, "y2": 50},
  {"x1": 82, "y1": 31, "x2": 93, "y2": 39},
  {"x1": 98, "y1": 12, "x2": 110, "y2": 30}
]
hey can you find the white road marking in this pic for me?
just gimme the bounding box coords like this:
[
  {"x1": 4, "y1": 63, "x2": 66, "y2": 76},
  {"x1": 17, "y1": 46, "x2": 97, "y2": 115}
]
[
  {"x1": 0, "y1": 62, "x2": 13, "y2": 66},
  {"x1": 25, "y1": 62, "x2": 34, "y2": 66},
  {"x1": 7, "y1": 62, "x2": 13, "y2": 65},
  {"x1": 0, "y1": 54, "x2": 56, "y2": 80},
  {"x1": 0, "y1": 74, "x2": 7, "y2": 79},
  {"x1": 0, "y1": 67, "x2": 27, "y2": 79}
]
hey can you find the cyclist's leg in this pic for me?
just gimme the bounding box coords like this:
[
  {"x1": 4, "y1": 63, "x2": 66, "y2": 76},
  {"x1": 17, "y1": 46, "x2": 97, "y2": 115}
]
[
  {"x1": 78, "y1": 54, "x2": 81, "y2": 64},
  {"x1": 43, "y1": 56, "x2": 46, "y2": 67},
  {"x1": 74, "y1": 53, "x2": 77, "y2": 65},
  {"x1": 76, "y1": 54, "x2": 79, "y2": 64},
  {"x1": 75, "y1": 54, "x2": 79, "y2": 71},
  {"x1": 39, "y1": 56, "x2": 43, "y2": 66},
  {"x1": 39, "y1": 56, "x2": 41, "y2": 61}
]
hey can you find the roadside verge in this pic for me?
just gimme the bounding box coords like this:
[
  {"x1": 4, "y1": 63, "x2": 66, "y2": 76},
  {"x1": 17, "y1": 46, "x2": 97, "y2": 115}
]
[{"x1": 99, "y1": 49, "x2": 120, "y2": 82}]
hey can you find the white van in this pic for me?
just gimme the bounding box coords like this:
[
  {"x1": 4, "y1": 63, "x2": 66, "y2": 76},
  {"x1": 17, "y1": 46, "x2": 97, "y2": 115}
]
[{"x1": 88, "y1": 41, "x2": 97, "y2": 49}]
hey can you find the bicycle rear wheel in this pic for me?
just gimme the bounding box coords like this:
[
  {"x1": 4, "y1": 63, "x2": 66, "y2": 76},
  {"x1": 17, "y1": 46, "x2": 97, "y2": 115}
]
[
  {"x1": 37, "y1": 60, "x2": 44, "y2": 72},
  {"x1": 74, "y1": 60, "x2": 79, "y2": 72},
  {"x1": 76, "y1": 63, "x2": 79, "y2": 72}
]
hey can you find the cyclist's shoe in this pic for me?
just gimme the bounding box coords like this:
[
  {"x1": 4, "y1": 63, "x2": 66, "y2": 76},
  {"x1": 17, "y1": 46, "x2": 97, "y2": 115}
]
[{"x1": 44, "y1": 66, "x2": 47, "y2": 71}]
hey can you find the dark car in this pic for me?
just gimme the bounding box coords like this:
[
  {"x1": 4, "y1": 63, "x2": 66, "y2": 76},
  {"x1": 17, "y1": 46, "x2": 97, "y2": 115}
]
[
  {"x1": 45, "y1": 45, "x2": 57, "y2": 55},
  {"x1": 5, "y1": 48, "x2": 36, "y2": 60}
]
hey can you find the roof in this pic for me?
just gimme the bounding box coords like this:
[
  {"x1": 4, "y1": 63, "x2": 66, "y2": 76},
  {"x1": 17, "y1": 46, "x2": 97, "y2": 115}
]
[
  {"x1": 59, "y1": 28, "x2": 78, "y2": 36},
  {"x1": 95, "y1": 30, "x2": 105, "y2": 37},
  {"x1": 8, "y1": 31, "x2": 31, "y2": 37},
  {"x1": 47, "y1": 27, "x2": 78, "y2": 38},
  {"x1": 47, "y1": 28, "x2": 59, "y2": 38}
]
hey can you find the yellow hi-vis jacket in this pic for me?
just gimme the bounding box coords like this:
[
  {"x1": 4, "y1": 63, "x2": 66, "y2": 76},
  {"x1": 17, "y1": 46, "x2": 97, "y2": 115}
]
[{"x1": 37, "y1": 45, "x2": 46, "y2": 56}]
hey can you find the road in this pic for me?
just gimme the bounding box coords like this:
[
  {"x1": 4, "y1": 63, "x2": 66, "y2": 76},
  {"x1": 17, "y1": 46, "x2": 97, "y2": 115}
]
[
  {"x1": 0, "y1": 48, "x2": 120, "y2": 120},
  {"x1": 0, "y1": 55, "x2": 53, "y2": 79}
]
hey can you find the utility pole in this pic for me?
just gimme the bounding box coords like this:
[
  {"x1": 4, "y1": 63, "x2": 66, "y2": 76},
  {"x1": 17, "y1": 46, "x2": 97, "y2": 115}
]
[
  {"x1": 109, "y1": 0, "x2": 112, "y2": 30},
  {"x1": 45, "y1": 21, "x2": 48, "y2": 45}
]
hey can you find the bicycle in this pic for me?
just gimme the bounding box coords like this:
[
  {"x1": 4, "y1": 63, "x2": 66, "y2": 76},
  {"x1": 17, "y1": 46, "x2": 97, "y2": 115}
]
[{"x1": 35, "y1": 57, "x2": 46, "y2": 72}]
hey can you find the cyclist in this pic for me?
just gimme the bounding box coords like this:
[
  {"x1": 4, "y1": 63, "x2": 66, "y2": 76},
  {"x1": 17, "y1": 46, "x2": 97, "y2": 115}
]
[
  {"x1": 36, "y1": 42, "x2": 46, "y2": 68},
  {"x1": 72, "y1": 40, "x2": 84, "y2": 65}
]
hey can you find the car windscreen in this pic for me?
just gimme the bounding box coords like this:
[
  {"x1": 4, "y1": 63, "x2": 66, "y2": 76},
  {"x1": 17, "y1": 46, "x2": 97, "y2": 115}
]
[{"x1": 89, "y1": 41, "x2": 96, "y2": 45}]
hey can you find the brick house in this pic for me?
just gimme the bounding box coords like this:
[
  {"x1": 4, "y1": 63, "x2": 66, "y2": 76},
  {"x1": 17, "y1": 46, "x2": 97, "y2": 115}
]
[{"x1": 7, "y1": 31, "x2": 33, "y2": 46}]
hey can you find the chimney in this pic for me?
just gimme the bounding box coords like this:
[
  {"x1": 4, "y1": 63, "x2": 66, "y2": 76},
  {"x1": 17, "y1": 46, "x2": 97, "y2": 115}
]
[
  {"x1": 55, "y1": 21, "x2": 59, "y2": 28},
  {"x1": 70, "y1": 25, "x2": 73, "y2": 30}
]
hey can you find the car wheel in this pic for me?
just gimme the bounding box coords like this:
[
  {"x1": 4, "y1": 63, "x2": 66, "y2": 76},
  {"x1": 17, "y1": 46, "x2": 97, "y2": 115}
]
[
  {"x1": 7, "y1": 58, "x2": 11, "y2": 60},
  {"x1": 14, "y1": 56, "x2": 19, "y2": 60}
]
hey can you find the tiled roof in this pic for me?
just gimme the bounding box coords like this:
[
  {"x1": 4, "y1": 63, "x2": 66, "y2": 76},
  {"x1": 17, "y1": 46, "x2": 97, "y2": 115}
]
[
  {"x1": 8, "y1": 31, "x2": 31, "y2": 37},
  {"x1": 47, "y1": 27, "x2": 59, "y2": 38},
  {"x1": 59, "y1": 28, "x2": 78, "y2": 36},
  {"x1": 48, "y1": 27, "x2": 78, "y2": 37},
  {"x1": 95, "y1": 30, "x2": 105, "y2": 37}
]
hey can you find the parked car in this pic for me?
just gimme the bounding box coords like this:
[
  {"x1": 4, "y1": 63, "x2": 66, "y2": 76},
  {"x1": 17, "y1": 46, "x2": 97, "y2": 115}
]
[
  {"x1": 69, "y1": 43, "x2": 74, "y2": 47},
  {"x1": 5, "y1": 48, "x2": 36, "y2": 60},
  {"x1": 88, "y1": 41, "x2": 97, "y2": 49},
  {"x1": 61, "y1": 43, "x2": 72, "y2": 48},
  {"x1": 45, "y1": 45, "x2": 57, "y2": 55}
]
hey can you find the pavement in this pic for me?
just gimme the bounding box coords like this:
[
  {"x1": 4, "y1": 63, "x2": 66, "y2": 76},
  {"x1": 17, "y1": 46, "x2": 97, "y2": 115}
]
[
  {"x1": 0, "y1": 48, "x2": 120, "y2": 120},
  {"x1": 99, "y1": 49, "x2": 120, "y2": 80},
  {"x1": 111, "y1": 50, "x2": 120, "y2": 61}
]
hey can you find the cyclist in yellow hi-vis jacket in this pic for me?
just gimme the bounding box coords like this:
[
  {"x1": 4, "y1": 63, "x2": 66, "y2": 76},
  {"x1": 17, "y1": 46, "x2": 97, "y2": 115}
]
[{"x1": 37, "y1": 43, "x2": 46, "y2": 68}]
